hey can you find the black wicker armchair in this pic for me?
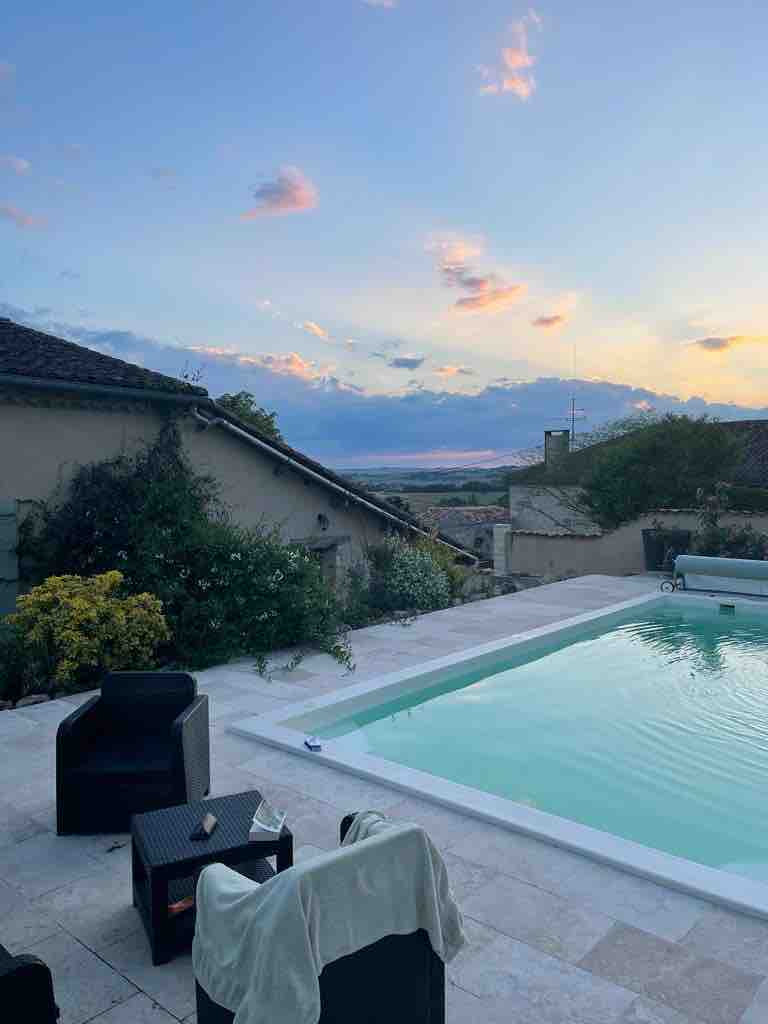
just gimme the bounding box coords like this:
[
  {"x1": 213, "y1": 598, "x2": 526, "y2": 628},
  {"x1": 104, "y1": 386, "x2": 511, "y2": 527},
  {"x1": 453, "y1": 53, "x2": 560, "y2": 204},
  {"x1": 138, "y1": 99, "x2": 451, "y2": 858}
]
[
  {"x1": 0, "y1": 942, "x2": 59, "y2": 1022},
  {"x1": 57, "y1": 671, "x2": 209, "y2": 835},
  {"x1": 194, "y1": 814, "x2": 445, "y2": 1024}
]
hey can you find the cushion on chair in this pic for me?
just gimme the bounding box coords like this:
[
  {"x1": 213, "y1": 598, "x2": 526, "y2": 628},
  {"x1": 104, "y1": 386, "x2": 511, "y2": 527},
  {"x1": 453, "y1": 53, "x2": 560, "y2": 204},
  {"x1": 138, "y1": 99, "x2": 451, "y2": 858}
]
[{"x1": 69, "y1": 732, "x2": 173, "y2": 781}]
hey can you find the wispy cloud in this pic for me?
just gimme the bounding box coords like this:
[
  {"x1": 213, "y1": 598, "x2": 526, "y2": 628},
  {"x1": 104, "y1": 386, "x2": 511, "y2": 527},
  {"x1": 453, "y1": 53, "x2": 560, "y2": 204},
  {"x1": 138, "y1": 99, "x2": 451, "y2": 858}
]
[
  {"x1": 0, "y1": 62, "x2": 14, "y2": 85},
  {"x1": 0, "y1": 204, "x2": 45, "y2": 229},
  {"x1": 532, "y1": 313, "x2": 566, "y2": 330},
  {"x1": 60, "y1": 268, "x2": 81, "y2": 281},
  {"x1": 241, "y1": 166, "x2": 318, "y2": 219},
  {"x1": 454, "y1": 284, "x2": 527, "y2": 313},
  {"x1": 190, "y1": 346, "x2": 324, "y2": 381},
  {"x1": 434, "y1": 365, "x2": 476, "y2": 377},
  {"x1": 478, "y1": 9, "x2": 541, "y2": 100},
  {"x1": 427, "y1": 232, "x2": 526, "y2": 314},
  {"x1": 689, "y1": 334, "x2": 768, "y2": 352},
  {"x1": 389, "y1": 354, "x2": 425, "y2": 369},
  {"x1": 300, "y1": 320, "x2": 329, "y2": 340},
  {"x1": 61, "y1": 143, "x2": 84, "y2": 159},
  {"x1": 0, "y1": 155, "x2": 30, "y2": 175},
  {"x1": 363, "y1": 0, "x2": 397, "y2": 6}
]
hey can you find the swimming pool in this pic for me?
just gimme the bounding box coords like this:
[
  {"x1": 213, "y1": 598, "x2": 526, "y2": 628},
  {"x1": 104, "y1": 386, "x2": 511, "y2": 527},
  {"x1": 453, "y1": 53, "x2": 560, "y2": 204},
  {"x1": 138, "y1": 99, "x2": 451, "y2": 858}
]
[{"x1": 234, "y1": 591, "x2": 768, "y2": 916}]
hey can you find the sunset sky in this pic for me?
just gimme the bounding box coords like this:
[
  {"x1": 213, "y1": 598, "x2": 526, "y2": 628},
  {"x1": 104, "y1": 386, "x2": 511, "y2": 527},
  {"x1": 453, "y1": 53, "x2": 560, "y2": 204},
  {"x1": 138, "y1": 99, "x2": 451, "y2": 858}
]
[{"x1": 2, "y1": 1, "x2": 768, "y2": 465}]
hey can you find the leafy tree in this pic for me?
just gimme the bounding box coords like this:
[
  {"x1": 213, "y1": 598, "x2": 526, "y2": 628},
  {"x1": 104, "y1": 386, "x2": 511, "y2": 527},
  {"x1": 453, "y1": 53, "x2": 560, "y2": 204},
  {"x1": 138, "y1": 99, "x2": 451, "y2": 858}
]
[
  {"x1": 216, "y1": 391, "x2": 283, "y2": 441},
  {"x1": 579, "y1": 415, "x2": 740, "y2": 528}
]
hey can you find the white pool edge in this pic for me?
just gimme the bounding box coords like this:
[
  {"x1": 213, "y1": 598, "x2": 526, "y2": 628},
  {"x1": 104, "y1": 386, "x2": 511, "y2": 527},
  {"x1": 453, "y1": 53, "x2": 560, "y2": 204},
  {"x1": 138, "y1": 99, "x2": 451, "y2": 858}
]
[{"x1": 231, "y1": 588, "x2": 768, "y2": 919}]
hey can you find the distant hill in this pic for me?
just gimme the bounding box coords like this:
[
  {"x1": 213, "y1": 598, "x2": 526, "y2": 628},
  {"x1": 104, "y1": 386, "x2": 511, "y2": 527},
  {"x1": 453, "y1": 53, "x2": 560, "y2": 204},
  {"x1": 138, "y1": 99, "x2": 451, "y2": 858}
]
[{"x1": 344, "y1": 453, "x2": 541, "y2": 493}]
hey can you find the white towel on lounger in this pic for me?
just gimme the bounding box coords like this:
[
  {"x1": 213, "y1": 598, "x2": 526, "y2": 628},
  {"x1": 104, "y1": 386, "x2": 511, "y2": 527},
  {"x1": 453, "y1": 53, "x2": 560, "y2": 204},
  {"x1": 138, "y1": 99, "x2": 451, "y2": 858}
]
[{"x1": 192, "y1": 810, "x2": 465, "y2": 1024}]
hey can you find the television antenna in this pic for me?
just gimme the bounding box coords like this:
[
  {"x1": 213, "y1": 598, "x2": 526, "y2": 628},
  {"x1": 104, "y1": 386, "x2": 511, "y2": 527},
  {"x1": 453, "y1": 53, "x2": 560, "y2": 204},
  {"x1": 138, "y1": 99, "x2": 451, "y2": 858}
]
[{"x1": 547, "y1": 396, "x2": 587, "y2": 450}]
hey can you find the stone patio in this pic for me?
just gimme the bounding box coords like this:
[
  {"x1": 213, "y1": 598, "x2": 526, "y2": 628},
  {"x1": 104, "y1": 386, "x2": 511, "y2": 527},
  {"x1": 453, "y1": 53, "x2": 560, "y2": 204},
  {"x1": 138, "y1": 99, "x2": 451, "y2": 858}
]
[{"x1": 3, "y1": 574, "x2": 768, "y2": 1023}]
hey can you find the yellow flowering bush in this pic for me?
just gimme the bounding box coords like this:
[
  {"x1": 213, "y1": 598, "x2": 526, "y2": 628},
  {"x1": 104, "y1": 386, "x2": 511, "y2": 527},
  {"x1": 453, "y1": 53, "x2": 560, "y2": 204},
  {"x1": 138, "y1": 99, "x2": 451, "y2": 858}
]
[{"x1": 7, "y1": 570, "x2": 169, "y2": 690}]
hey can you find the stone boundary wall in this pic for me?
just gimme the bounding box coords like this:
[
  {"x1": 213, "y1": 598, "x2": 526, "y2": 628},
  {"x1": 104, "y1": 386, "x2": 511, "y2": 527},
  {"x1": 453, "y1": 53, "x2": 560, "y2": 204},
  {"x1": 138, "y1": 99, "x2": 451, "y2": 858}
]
[{"x1": 498, "y1": 510, "x2": 768, "y2": 578}]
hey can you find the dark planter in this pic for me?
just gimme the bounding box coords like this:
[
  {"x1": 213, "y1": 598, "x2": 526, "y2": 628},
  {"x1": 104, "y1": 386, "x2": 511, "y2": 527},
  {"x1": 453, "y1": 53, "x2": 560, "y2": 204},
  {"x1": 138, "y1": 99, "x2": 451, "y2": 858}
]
[{"x1": 642, "y1": 528, "x2": 691, "y2": 571}]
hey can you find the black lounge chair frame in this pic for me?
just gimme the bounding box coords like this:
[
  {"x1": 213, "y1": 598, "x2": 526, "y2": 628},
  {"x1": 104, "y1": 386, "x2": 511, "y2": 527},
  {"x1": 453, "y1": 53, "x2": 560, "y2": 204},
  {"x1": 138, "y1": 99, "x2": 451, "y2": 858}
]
[
  {"x1": 57, "y1": 671, "x2": 209, "y2": 835},
  {"x1": 195, "y1": 814, "x2": 446, "y2": 1024},
  {"x1": 0, "y1": 942, "x2": 59, "y2": 1022}
]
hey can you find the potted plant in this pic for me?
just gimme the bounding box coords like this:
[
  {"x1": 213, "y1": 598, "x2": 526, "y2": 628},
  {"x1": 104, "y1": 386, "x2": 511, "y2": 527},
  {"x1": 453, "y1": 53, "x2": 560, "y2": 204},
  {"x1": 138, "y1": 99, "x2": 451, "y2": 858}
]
[{"x1": 641, "y1": 517, "x2": 692, "y2": 572}]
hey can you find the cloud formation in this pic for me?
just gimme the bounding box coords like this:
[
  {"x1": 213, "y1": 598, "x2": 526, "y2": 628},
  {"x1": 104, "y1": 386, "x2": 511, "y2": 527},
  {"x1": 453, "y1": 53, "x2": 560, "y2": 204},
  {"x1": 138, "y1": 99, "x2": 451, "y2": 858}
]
[
  {"x1": 428, "y1": 233, "x2": 526, "y2": 314},
  {"x1": 532, "y1": 313, "x2": 566, "y2": 330},
  {"x1": 60, "y1": 268, "x2": 81, "y2": 281},
  {"x1": 479, "y1": 10, "x2": 540, "y2": 100},
  {"x1": 0, "y1": 62, "x2": 14, "y2": 84},
  {"x1": 434, "y1": 365, "x2": 476, "y2": 377},
  {"x1": 0, "y1": 204, "x2": 44, "y2": 229},
  {"x1": 690, "y1": 334, "x2": 768, "y2": 352},
  {"x1": 4, "y1": 302, "x2": 766, "y2": 465},
  {"x1": 363, "y1": 0, "x2": 397, "y2": 6},
  {"x1": 189, "y1": 345, "x2": 324, "y2": 381},
  {"x1": 0, "y1": 155, "x2": 30, "y2": 175},
  {"x1": 241, "y1": 166, "x2": 318, "y2": 219},
  {"x1": 300, "y1": 320, "x2": 329, "y2": 340},
  {"x1": 454, "y1": 284, "x2": 527, "y2": 313},
  {"x1": 389, "y1": 354, "x2": 425, "y2": 369}
]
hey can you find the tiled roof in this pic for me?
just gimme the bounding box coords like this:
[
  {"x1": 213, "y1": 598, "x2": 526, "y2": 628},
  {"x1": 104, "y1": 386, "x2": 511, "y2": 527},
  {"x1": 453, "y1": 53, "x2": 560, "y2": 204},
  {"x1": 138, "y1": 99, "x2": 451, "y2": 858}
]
[
  {"x1": 420, "y1": 505, "x2": 511, "y2": 529},
  {"x1": 0, "y1": 318, "x2": 207, "y2": 396}
]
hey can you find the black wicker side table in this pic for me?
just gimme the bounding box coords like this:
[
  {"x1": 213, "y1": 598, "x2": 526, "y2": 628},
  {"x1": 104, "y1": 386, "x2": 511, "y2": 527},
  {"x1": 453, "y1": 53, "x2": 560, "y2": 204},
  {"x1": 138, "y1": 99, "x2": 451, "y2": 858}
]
[{"x1": 131, "y1": 790, "x2": 293, "y2": 965}]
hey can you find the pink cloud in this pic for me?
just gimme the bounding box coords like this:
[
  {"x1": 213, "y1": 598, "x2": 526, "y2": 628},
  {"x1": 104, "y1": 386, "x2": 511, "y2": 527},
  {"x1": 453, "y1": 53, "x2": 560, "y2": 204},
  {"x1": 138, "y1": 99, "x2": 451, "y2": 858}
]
[
  {"x1": 0, "y1": 62, "x2": 14, "y2": 83},
  {"x1": 479, "y1": 10, "x2": 540, "y2": 100},
  {"x1": 189, "y1": 345, "x2": 324, "y2": 381},
  {"x1": 428, "y1": 232, "x2": 526, "y2": 314},
  {"x1": 0, "y1": 204, "x2": 45, "y2": 229},
  {"x1": 532, "y1": 313, "x2": 566, "y2": 330},
  {"x1": 0, "y1": 155, "x2": 30, "y2": 175},
  {"x1": 241, "y1": 166, "x2": 318, "y2": 219},
  {"x1": 453, "y1": 284, "x2": 527, "y2": 313},
  {"x1": 501, "y1": 74, "x2": 535, "y2": 99},
  {"x1": 301, "y1": 320, "x2": 329, "y2": 339},
  {"x1": 434, "y1": 365, "x2": 476, "y2": 377}
]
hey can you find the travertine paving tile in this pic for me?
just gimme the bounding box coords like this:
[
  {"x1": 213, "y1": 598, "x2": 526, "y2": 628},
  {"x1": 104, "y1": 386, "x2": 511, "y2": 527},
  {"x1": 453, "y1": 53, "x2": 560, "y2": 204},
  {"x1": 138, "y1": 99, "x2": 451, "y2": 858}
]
[
  {"x1": 578, "y1": 923, "x2": 762, "y2": 1024},
  {"x1": 462, "y1": 871, "x2": 614, "y2": 963}
]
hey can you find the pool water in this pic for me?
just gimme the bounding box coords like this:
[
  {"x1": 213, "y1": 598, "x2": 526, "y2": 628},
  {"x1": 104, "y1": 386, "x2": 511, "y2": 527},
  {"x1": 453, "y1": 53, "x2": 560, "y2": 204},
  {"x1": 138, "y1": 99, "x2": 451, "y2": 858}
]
[{"x1": 317, "y1": 605, "x2": 768, "y2": 877}]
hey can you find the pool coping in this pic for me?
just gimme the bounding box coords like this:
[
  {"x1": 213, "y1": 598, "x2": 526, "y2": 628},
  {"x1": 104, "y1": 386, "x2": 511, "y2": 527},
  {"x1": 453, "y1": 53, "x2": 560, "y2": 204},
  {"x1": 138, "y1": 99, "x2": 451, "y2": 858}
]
[{"x1": 232, "y1": 588, "x2": 768, "y2": 919}]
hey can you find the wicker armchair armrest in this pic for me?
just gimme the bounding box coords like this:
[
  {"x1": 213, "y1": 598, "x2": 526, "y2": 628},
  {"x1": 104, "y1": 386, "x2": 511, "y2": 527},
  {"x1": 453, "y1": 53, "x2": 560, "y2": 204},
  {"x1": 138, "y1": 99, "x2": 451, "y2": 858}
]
[
  {"x1": 171, "y1": 694, "x2": 210, "y2": 802},
  {"x1": 56, "y1": 695, "x2": 103, "y2": 834},
  {"x1": 0, "y1": 952, "x2": 59, "y2": 1020},
  {"x1": 56, "y1": 695, "x2": 103, "y2": 749}
]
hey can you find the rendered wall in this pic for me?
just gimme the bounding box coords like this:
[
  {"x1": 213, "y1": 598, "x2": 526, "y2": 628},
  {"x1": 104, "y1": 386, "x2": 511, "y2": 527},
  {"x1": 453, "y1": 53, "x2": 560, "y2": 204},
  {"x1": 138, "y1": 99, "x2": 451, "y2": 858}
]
[
  {"x1": 0, "y1": 398, "x2": 388, "y2": 574},
  {"x1": 505, "y1": 511, "x2": 768, "y2": 578}
]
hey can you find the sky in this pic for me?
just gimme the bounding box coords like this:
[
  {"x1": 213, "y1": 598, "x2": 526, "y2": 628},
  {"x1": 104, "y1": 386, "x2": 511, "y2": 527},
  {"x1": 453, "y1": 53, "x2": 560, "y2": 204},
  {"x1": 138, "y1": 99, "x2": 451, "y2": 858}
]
[{"x1": 2, "y1": 1, "x2": 768, "y2": 466}]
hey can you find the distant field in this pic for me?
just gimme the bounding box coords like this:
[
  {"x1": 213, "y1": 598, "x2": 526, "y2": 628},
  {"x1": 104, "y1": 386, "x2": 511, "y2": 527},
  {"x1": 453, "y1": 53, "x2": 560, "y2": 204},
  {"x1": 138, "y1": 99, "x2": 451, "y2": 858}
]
[{"x1": 374, "y1": 491, "x2": 508, "y2": 514}]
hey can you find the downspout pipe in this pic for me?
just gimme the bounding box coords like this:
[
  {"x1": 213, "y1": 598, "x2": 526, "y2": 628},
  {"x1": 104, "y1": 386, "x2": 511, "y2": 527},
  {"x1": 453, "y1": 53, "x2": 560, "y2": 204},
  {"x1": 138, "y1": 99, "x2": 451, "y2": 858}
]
[{"x1": 192, "y1": 407, "x2": 476, "y2": 562}]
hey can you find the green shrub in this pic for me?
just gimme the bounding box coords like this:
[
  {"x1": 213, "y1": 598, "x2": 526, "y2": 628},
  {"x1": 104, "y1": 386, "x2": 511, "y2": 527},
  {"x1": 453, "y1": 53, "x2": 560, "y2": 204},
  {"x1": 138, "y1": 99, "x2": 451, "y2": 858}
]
[
  {"x1": 690, "y1": 484, "x2": 768, "y2": 560},
  {"x1": 148, "y1": 518, "x2": 351, "y2": 668},
  {"x1": 0, "y1": 623, "x2": 35, "y2": 702},
  {"x1": 4, "y1": 570, "x2": 169, "y2": 693},
  {"x1": 17, "y1": 421, "x2": 351, "y2": 670},
  {"x1": 366, "y1": 534, "x2": 451, "y2": 614},
  {"x1": 415, "y1": 537, "x2": 471, "y2": 601}
]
